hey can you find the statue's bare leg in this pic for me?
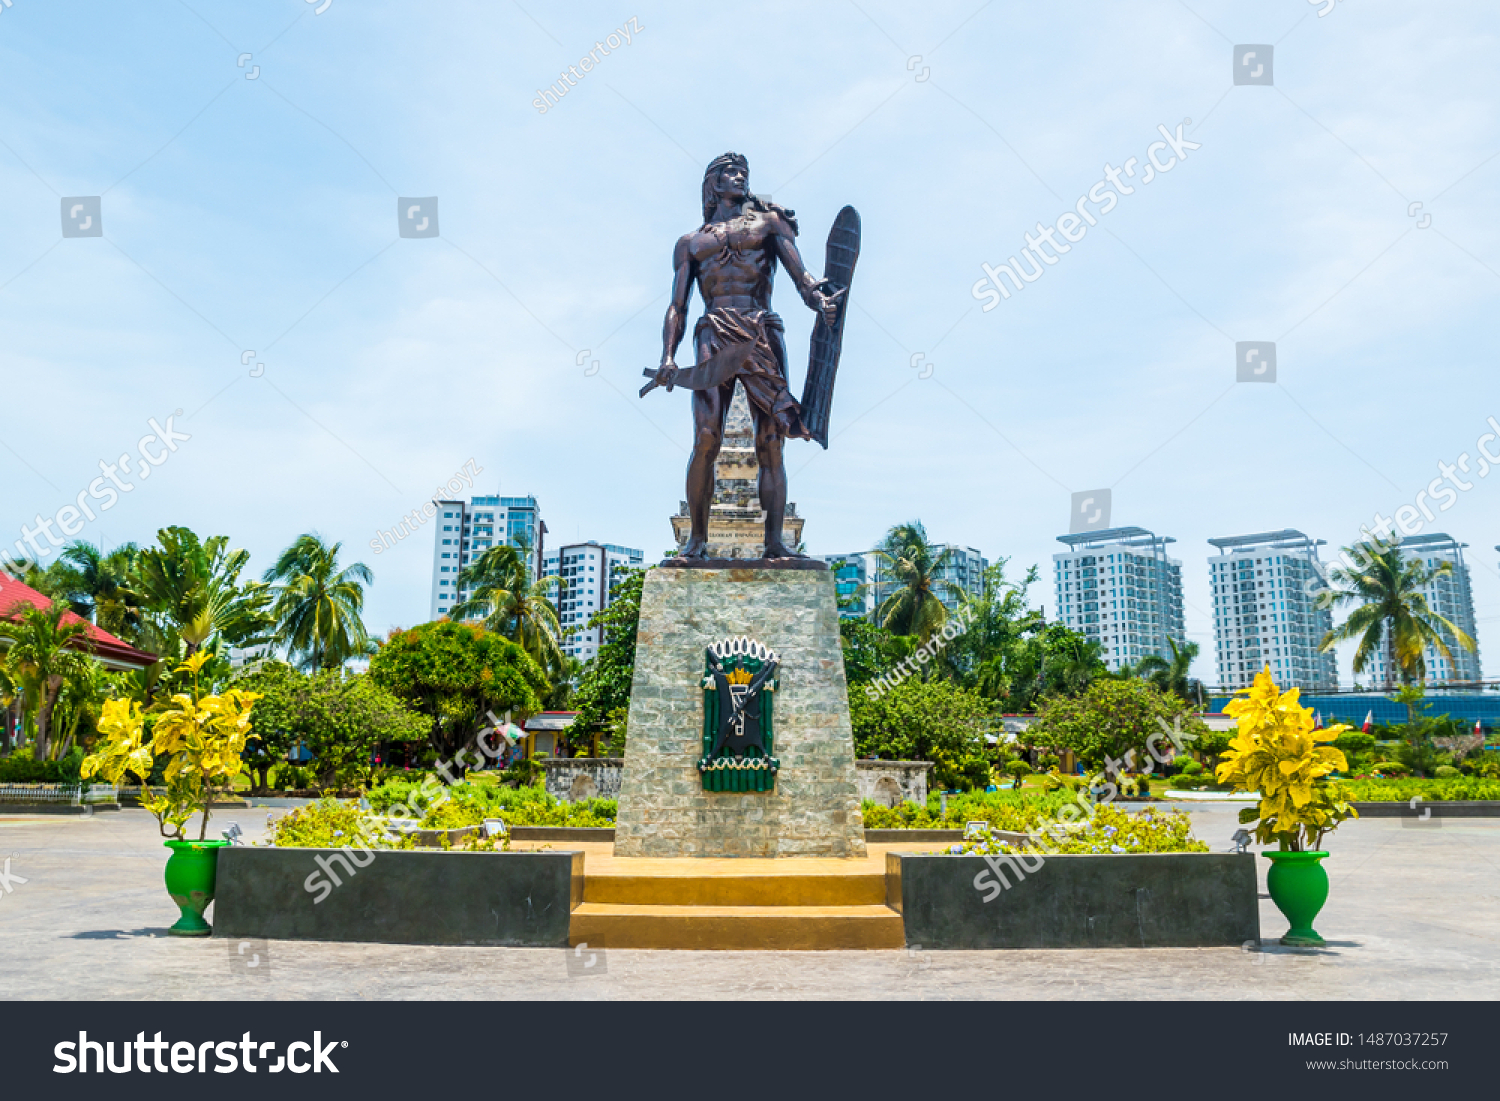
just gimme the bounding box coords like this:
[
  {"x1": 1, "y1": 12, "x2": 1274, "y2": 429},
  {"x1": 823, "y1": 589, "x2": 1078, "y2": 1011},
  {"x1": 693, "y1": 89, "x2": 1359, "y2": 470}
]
[
  {"x1": 683, "y1": 371, "x2": 730, "y2": 559},
  {"x1": 754, "y1": 405, "x2": 801, "y2": 558}
]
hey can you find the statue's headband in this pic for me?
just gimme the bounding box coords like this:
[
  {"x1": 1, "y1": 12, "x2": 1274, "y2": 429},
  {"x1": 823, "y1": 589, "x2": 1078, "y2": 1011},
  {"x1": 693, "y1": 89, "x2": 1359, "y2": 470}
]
[{"x1": 704, "y1": 152, "x2": 748, "y2": 181}]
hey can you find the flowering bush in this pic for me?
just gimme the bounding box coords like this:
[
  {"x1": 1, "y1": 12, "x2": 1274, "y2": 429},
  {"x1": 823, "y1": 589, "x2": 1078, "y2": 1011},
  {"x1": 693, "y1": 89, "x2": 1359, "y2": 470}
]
[
  {"x1": 1217, "y1": 667, "x2": 1357, "y2": 851},
  {"x1": 952, "y1": 803, "x2": 1207, "y2": 855}
]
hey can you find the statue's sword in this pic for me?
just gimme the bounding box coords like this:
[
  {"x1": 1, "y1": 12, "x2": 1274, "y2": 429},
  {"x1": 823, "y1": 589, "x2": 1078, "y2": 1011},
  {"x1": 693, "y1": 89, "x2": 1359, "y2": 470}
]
[{"x1": 639, "y1": 343, "x2": 755, "y2": 398}]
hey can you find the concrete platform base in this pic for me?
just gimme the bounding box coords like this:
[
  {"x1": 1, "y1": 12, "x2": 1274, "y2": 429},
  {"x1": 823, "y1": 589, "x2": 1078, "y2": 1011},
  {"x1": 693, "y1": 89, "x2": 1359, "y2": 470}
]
[
  {"x1": 565, "y1": 843, "x2": 911, "y2": 950},
  {"x1": 570, "y1": 903, "x2": 904, "y2": 950}
]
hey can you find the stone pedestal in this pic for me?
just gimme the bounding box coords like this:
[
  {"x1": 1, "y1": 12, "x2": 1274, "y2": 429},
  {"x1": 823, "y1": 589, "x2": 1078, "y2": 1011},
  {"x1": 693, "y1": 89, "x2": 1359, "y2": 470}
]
[{"x1": 613, "y1": 565, "x2": 867, "y2": 858}]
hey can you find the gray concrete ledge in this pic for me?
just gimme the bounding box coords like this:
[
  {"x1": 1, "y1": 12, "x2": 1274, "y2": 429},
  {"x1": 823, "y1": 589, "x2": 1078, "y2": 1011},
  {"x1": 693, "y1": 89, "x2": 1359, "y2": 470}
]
[
  {"x1": 213, "y1": 846, "x2": 583, "y2": 946},
  {"x1": 1351, "y1": 800, "x2": 1500, "y2": 818},
  {"x1": 888, "y1": 851, "x2": 1259, "y2": 949},
  {"x1": 866, "y1": 829, "x2": 961, "y2": 842},
  {"x1": 509, "y1": 825, "x2": 615, "y2": 842}
]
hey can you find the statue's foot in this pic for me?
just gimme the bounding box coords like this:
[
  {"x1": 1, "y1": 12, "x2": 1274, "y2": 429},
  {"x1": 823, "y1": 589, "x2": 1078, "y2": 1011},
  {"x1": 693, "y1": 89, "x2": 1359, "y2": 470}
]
[
  {"x1": 680, "y1": 537, "x2": 710, "y2": 560},
  {"x1": 762, "y1": 541, "x2": 805, "y2": 560}
]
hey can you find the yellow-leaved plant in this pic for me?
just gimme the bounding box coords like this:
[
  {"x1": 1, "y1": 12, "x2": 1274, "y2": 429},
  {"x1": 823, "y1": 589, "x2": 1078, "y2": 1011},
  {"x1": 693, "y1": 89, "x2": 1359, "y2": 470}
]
[
  {"x1": 1217, "y1": 666, "x2": 1358, "y2": 851},
  {"x1": 82, "y1": 652, "x2": 260, "y2": 841}
]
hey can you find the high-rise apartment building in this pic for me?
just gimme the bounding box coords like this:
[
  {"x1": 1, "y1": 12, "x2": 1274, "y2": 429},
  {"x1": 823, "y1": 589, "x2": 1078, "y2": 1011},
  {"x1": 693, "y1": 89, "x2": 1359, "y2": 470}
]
[
  {"x1": 1054, "y1": 527, "x2": 1185, "y2": 672},
  {"x1": 429, "y1": 495, "x2": 544, "y2": 621},
  {"x1": 542, "y1": 541, "x2": 644, "y2": 660},
  {"x1": 1364, "y1": 534, "x2": 1481, "y2": 686},
  {"x1": 1208, "y1": 530, "x2": 1337, "y2": 692},
  {"x1": 818, "y1": 553, "x2": 875, "y2": 620}
]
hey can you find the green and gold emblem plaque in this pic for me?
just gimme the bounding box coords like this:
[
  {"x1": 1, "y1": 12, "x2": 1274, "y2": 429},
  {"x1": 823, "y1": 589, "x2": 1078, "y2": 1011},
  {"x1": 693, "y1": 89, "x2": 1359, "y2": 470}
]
[{"x1": 698, "y1": 636, "x2": 780, "y2": 792}]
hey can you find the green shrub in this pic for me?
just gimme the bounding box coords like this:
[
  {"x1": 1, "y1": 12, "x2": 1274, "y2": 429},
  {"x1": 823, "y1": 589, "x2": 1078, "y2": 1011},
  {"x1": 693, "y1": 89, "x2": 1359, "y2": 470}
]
[
  {"x1": 0, "y1": 747, "x2": 84, "y2": 783},
  {"x1": 1180, "y1": 759, "x2": 1204, "y2": 777},
  {"x1": 953, "y1": 802, "x2": 1208, "y2": 855},
  {"x1": 1433, "y1": 765, "x2": 1461, "y2": 779},
  {"x1": 863, "y1": 789, "x2": 1078, "y2": 832},
  {"x1": 273, "y1": 763, "x2": 317, "y2": 790},
  {"x1": 365, "y1": 776, "x2": 616, "y2": 827},
  {"x1": 1332, "y1": 732, "x2": 1377, "y2": 757},
  {"x1": 1464, "y1": 751, "x2": 1500, "y2": 779},
  {"x1": 1331, "y1": 777, "x2": 1500, "y2": 802},
  {"x1": 1036, "y1": 754, "x2": 1060, "y2": 772}
]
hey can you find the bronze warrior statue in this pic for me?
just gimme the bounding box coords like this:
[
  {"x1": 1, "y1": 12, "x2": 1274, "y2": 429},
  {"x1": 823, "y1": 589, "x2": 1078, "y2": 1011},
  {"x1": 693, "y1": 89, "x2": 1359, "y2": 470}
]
[{"x1": 642, "y1": 152, "x2": 860, "y2": 560}]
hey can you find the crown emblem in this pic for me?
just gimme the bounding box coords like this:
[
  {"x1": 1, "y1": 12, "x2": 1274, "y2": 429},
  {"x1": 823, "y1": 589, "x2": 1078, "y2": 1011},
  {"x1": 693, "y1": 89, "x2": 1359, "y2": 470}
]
[{"x1": 726, "y1": 667, "x2": 753, "y2": 685}]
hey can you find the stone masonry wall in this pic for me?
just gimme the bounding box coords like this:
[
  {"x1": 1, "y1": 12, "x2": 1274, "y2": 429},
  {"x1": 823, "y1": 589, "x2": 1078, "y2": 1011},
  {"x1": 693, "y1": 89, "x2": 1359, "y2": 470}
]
[
  {"x1": 613, "y1": 567, "x2": 867, "y2": 858},
  {"x1": 855, "y1": 760, "x2": 933, "y2": 807},
  {"x1": 542, "y1": 758, "x2": 624, "y2": 802}
]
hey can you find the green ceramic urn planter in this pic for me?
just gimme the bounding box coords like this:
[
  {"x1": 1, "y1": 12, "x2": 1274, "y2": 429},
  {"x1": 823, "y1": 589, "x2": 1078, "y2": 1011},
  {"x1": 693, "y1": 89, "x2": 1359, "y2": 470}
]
[
  {"x1": 164, "y1": 839, "x2": 229, "y2": 937},
  {"x1": 1263, "y1": 850, "x2": 1329, "y2": 947}
]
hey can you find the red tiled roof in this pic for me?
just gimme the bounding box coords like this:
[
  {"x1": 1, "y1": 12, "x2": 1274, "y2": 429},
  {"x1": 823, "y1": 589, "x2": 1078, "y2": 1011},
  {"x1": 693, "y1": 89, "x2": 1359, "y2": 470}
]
[{"x1": 0, "y1": 575, "x2": 159, "y2": 670}]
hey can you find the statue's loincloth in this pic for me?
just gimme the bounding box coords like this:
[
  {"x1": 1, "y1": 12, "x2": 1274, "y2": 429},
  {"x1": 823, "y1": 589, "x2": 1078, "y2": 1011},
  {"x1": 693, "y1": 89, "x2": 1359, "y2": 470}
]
[{"x1": 694, "y1": 307, "x2": 810, "y2": 440}]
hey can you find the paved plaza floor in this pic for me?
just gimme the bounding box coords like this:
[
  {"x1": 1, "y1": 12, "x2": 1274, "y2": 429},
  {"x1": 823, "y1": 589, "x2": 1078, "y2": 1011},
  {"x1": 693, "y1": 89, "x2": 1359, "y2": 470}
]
[{"x1": 1, "y1": 806, "x2": 1495, "y2": 1000}]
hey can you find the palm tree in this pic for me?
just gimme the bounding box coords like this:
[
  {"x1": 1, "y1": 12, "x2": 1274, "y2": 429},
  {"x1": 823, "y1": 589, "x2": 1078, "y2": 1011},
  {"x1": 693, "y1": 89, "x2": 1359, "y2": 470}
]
[
  {"x1": 1135, "y1": 637, "x2": 1206, "y2": 705},
  {"x1": 50, "y1": 660, "x2": 111, "y2": 758},
  {"x1": 58, "y1": 541, "x2": 146, "y2": 641},
  {"x1": 450, "y1": 544, "x2": 563, "y2": 669},
  {"x1": 131, "y1": 527, "x2": 273, "y2": 657},
  {"x1": 1, "y1": 601, "x2": 93, "y2": 759},
  {"x1": 872, "y1": 522, "x2": 962, "y2": 644},
  {"x1": 262, "y1": 534, "x2": 373, "y2": 671},
  {"x1": 1048, "y1": 634, "x2": 1108, "y2": 696},
  {"x1": 1319, "y1": 544, "x2": 1477, "y2": 688}
]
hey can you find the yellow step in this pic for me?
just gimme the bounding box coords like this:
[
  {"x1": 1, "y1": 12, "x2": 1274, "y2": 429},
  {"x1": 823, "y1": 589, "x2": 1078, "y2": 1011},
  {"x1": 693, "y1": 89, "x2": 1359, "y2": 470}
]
[
  {"x1": 569, "y1": 903, "x2": 905, "y2": 951},
  {"x1": 584, "y1": 871, "x2": 887, "y2": 907}
]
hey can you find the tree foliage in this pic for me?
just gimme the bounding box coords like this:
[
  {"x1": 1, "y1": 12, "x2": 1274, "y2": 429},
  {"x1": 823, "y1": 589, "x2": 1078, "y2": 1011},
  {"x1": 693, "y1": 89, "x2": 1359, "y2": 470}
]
[
  {"x1": 233, "y1": 661, "x2": 426, "y2": 789},
  {"x1": 1029, "y1": 677, "x2": 1206, "y2": 771},
  {"x1": 571, "y1": 569, "x2": 644, "y2": 733},
  {"x1": 368, "y1": 620, "x2": 547, "y2": 770},
  {"x1": 849, "y1": 678, "x2": 993, "y2": 790},
  {"x1": 838, "y1": 619, "x2": 914, "y2": 686}
]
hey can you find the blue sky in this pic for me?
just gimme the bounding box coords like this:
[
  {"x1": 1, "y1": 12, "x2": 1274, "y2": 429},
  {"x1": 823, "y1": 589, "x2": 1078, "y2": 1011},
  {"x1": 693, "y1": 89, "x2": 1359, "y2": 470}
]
[{"x1": 2, "y1": 0, "x2": 1498, "y2": 684}]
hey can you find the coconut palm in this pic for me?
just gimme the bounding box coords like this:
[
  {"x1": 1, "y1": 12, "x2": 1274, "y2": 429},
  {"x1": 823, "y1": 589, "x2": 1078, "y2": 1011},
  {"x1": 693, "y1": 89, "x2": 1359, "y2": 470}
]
[
  {"x1": 1135, "y1": 637, "x2": 1206, "y2": 706},
  {"x1": 872, "y1": 522, "x2": 962, "y2": 644},
  {"x1": 450, "y1": 544, "x2": 563, "y2": 669},
  {"x1": 1, "y1": 601, "x2": 93, "y2": 759},
  {"x1": 262, "y1": 534, "x2": 373, "y2": 671},
  {"x1": 1318, "y1": 544, "x2": 1476, "y2": 687},
  {"x1": 131, "y1": 527, "x2": 273, "y2": 656}
]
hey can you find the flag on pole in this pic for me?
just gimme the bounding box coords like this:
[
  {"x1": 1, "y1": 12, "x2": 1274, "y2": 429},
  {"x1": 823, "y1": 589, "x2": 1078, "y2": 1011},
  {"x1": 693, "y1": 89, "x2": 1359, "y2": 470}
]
[
  {"x1": 1363, "y1": 710, "x2": 1374, "y2": 733},
  {"x1": 1476, "y1": 717, "x2": 1484, "y2": 738}
]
